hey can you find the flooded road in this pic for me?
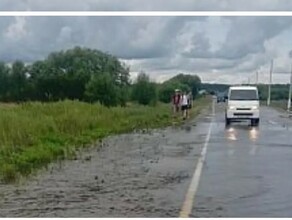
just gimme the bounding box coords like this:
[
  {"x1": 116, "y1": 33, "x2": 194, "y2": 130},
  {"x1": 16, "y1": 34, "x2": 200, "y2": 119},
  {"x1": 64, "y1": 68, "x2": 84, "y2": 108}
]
[
  {"x1": 1, "y1": 101, "x2": 292, "y2": 217},
  {"x1": 193, "y1": 103, "x2": 292, "y2": 217},
  {"x1": 0, "y1": 105, "x2": 213, "y2": 217}
]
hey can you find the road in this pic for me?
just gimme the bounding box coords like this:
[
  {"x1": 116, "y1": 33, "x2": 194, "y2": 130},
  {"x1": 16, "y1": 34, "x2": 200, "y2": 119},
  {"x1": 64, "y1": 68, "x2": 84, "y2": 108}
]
[
  {"x1": 0, "y1": 100, "x2": 292, "y2": 217},
  {"x1": 193, "y1": 102, "x2": 292, "y2": 217}
]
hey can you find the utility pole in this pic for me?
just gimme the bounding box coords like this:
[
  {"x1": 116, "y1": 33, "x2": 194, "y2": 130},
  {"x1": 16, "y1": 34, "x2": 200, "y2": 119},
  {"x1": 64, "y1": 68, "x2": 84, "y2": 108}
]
[
  {"x1": 267, "y1": 60, "x2": 273, "y2": 106},
  {"x1": 288, "y1": 63, "x2": 292, "y2": 112},
  {"x1": 256, "y1": 71, "x2": 259, "y2": 85}
]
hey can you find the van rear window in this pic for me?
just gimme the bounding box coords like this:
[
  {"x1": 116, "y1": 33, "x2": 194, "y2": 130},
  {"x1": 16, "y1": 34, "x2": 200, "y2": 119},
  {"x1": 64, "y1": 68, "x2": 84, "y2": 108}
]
[{"x1": 229, "y1": 90, "x2": 258, "y2": 101}]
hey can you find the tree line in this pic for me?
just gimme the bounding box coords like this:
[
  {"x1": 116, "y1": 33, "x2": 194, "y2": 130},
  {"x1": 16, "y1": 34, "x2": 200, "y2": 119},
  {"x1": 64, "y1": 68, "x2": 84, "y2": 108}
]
[
  {"x1": 0, "y1": 47, "x2": 202, "y2": 107},
  {"x1": 201, "y1": 83, "x2": 291, "y2": 101},
  {"x1": 257, "y1": 84, "x2": 290, "y2": 100}
]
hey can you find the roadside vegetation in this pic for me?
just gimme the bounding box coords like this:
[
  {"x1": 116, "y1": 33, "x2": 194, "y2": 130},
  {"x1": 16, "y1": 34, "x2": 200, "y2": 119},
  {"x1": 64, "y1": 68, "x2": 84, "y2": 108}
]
[
  {"x1": 0, "y1": 47, "x2": 209, "y2": 182},
  {"x1": 268, "y1": 100, "x2": 290, "y2": 112},
  {"x1": 0, "y1": 98, "x2": 209, "y2": 183}
]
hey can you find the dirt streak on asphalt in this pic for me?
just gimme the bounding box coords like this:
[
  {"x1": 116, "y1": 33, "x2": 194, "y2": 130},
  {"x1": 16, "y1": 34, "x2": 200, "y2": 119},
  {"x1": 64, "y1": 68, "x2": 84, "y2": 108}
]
[{"x1": 0, "y1": 106, "x2": 213, "y2": 217}]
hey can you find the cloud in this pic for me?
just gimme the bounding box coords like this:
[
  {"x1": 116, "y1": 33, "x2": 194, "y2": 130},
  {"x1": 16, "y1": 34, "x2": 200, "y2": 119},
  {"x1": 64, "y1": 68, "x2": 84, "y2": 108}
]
[
  {"x1": 4, "y1": 17, "x2": 28, "y2": 41},
  {"x1": 1, "y1": 15, "x2": 292, "y2": 83},
  {"x1": 215, "y1": 17, "x2": 292, "y2": 60},
  {"x1": 183, "y1": 34, "x2": 213, "y2": 59},
  {"x1": 0, "y1": 16, "x2": 199, "y2": 61}
]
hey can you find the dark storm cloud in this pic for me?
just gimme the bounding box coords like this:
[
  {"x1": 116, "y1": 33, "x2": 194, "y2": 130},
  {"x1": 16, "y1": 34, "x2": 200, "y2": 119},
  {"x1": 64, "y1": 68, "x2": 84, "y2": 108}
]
[
  {"x1": 0, "y1": 15, "x2": 292, "y2": 83},
  {"x1": 215, "y1": 17, "x2": 292, "y2": 60},
  {"x1": 182, "y1": 32, "x2": 213, "y2": 59},
  {"x1": 0, "y1": 16, "x2": 201, "y2": 62}
]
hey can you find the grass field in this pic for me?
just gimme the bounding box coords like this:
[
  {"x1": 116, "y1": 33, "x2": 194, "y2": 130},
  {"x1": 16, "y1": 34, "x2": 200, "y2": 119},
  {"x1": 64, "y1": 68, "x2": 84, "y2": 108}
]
[
  {"x1": 270, "y1": 100, "x2": 289, "y2": 111},
  {"x1": 261, "y1": 100, "x2": 290, "y2": 112},
  {"x1": 0, "y1": 98, "x2": 210, "y2": 183}
]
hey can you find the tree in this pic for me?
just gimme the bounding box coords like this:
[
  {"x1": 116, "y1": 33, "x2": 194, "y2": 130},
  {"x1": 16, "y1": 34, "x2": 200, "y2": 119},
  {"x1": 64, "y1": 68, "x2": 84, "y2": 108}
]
[
  {"x1": 161, "y1": 73, "x2": 201, "y2": 99},
  {"x1": 84, "y1": 73, "x2": 118, "y2": 107},
  {"x1": 131, "y1": 71, "x2": 157, "y2": 105},
  {"x1": 0, "y1": 47, "x2": 132, "y2": 105},
  {"x1": 0, "y1": 62, "x2": 10, "y2": 101},
  {"x1": 25, "y1": 47, "x2": 130, "y2": 102},
  {"x1": 200, "y1": 83, "x2": 229, "y2": 94},
  {"x1": 158, "y1": 81, "x2": 190, "y2": 103},
  {"x1": 10, "y1": 61, "x2": 27, "y2": 102},
  {"x1": 117, "y1": 86, "x2": 129, "y2": 107},
  {"x1": 158, "y1": 73, "x2": 200, "y2": 103},
  {"x1": 169, "y1": 74, "x2": 201, "y2": 98}
]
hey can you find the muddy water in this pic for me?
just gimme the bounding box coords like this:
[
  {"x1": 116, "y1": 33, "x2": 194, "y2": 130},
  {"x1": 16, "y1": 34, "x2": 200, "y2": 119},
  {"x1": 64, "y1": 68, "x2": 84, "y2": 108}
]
[{"x1": 0, "y1": 107, "x2": 212, "y2": 217}]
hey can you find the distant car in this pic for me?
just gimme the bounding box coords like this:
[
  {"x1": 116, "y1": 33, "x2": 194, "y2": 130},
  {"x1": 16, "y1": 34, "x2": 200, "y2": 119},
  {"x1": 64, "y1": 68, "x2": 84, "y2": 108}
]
[
  {"x1": 225, "y1": 86, "x2": 260, "y2": 126},
  {"x1": 217, "y1": 93, "x2": 226, "y2": 103}
]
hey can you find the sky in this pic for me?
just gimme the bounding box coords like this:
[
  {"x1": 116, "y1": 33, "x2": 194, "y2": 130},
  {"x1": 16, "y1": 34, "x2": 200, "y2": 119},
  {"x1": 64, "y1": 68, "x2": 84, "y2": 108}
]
[
  {"x1": 1, "y1": 1, "x2": 292, "y2": 84},
  {"x1": 2, "y1": 0, "x2": 292, "y2": 11}
]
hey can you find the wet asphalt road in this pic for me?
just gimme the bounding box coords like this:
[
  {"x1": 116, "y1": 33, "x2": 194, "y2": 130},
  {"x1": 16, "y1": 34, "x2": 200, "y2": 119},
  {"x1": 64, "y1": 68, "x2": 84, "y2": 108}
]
[
  {"x1": 0, "y1": 101, "x2": 291, "y2": 217},
  {"x1": 193, "y1": 102, "x2": 292, "y2": 217}
]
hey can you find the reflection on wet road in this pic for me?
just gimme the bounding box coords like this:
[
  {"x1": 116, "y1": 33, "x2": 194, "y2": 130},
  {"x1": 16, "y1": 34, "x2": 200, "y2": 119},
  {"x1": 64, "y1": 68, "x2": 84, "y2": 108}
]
[
  {"x1": 226, "y1": 124, "x2": 260, "y2": 142},
  {"x1": 193, "y1": 104, "x2": 292, "y2": 217},
  {"x1": 248, "y1": 127, "x2": 259, "y2": 142},
  {"x1": 226, "y1": 127, "x2": 238, "y2": 141}
]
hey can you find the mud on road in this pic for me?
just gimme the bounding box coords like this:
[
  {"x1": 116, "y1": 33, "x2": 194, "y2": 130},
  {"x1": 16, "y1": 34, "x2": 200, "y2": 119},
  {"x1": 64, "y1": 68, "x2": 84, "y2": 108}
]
[{"x1": 0, "y1": 106, "x2": 212, "y2": 217}]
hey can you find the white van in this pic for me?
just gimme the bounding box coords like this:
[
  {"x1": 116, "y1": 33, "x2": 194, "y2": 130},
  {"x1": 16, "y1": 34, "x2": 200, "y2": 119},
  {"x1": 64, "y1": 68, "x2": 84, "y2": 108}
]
[{"x1": 225, "y1": 86, "x2": 260, "y2": 126}]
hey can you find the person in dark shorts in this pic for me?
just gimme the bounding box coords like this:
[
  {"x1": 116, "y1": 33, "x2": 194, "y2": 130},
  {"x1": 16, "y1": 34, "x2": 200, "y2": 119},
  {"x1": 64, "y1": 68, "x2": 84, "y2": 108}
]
[{"x1": 181, "y1": 91, "x2": 188, "y2": 119}]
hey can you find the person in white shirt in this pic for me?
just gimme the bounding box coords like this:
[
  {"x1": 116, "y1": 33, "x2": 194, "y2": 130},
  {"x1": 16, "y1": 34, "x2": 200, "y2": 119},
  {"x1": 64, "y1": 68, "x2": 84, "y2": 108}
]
[{"x1": 181, "y1": 91, "x2": 188, "y2": 120}]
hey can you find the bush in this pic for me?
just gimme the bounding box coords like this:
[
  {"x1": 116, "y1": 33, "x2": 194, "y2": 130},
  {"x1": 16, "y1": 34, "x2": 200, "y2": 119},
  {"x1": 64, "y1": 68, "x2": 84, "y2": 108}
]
[
  {"x1": 85, "y1": 73, "x2": 118, "y2": 107},
  {"x1": 131, "y1": 72, "x2": 158, "y2": 105}
]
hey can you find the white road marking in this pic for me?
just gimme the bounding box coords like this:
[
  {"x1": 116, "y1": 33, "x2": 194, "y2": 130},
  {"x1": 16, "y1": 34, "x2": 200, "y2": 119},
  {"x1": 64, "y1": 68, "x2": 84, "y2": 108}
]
[{"x1": 179, "y1": 100, "x2": 215, "y2": 218}]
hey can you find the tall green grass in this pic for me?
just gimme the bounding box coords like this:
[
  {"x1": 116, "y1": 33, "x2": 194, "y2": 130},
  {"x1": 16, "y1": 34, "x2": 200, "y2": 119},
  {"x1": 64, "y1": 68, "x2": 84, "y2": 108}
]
[
  {"x1": 262, "y1": 100, "x2": 288, "y2": 111},
  {"x1": 270, "y1": 100, "x2": 289, "y2": 111},
  {"x1": 0, "y1": 98, "x2": 209, "y2": 182}
]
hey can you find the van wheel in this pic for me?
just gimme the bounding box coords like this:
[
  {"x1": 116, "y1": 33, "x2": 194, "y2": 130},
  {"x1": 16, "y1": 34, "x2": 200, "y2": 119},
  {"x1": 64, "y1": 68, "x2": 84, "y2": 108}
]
[
  {"x1": 251, "y1": 119, "x2": 259, "y2": 126},
  {"x1": 225, "y1": 118, "x2": 231, "y2": 126}
]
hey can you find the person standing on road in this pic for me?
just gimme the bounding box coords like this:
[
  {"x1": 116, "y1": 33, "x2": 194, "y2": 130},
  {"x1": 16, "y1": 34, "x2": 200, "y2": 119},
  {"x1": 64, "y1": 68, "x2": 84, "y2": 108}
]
[
  {"x1": 172, "y1": 89, "x2": 181, "y2": 117},
  {"x1": 181, "y1": 91, "x2": 189, "y2": 120}
]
